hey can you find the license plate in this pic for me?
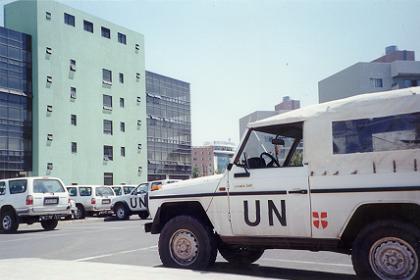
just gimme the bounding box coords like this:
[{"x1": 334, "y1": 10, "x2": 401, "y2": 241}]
[
  {"x1": 102, "y1": 199, "x2": 110, "y2": 205},
  {"x1": 44, "y1": 197, "x2": 58, "y2": 205}
]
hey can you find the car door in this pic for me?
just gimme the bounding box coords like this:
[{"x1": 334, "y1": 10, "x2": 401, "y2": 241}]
[
  {"x1": 228, "y1": 124, "x2": 312, "y2": 238},
  {"x1": 128, "y1": 183, "x2": 148, "y2": 211}
]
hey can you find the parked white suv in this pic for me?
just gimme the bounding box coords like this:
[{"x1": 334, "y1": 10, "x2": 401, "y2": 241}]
[
  {"x1": 0, "y1": 177, "x2": 70, "y2": 233},
  {"x1": 145, "y1": 87, "x2": 420, "y2": 280},
  {"x1": 66, "y1": 185, "x2": 116, "y2": 219},
  {"x1": 112, "y1": 180, "x2": 181, "y2": 221}
]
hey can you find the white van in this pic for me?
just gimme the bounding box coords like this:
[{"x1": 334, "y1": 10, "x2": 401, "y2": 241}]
[
  {"x1": 0, "y1": 177, "x2": 70, "y2": 233},
  {"x1": 66, "y1": 185, "x2": 116, "y2": 219}
]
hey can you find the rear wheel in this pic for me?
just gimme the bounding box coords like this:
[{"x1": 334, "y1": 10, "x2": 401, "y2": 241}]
[
  {"x1": 115, "y1": 204, "x2": 129, "y2": 220},
  {"x1": 0, "y1": 210, "x2": 18, "y2": 233},
  {"x1": 138, "y1": 211, "x2": 149, "y2": 220},
  {"x1": 352, "y1": 220, "x2": 420, "y2": 280},
  {"x1": 218, "y1": 244, "x2": 264, "y2": 265},
  {"x1": 41, "y1": 219, "x2": 58, "y2": 231},
  {"x1": 158, "y1": 215, "x2": 217, "y2": 269},
  {"x1": 75, "y1": 204, "x2": 85, "y2": 219}
]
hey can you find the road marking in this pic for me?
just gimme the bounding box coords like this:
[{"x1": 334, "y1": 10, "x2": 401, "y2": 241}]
[
  {"x1": 73, "y1": 245, "x2": 158, "y2": 262},
  {"x1": 0, "y1": 227, "x2": 131, "y2": 244},
  {"x1": 261, "y1": 258, "x2": 353, "y2": 268}
]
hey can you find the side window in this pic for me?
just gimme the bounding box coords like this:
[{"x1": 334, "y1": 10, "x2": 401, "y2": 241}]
[
  {"x1": 333, "y1": 112, "x2": 420, "y2": 154},
  {"x1": 0, "y1": 182, "x2": 6, "y2": 195},
  {"x1": 79, "y1": 187, "x2": 92, "y2": 196},
  {"x1": 67, "y1": 187, "x2": 77, "y2": 197},
  {"x1": 9, "y1": 180, "x2": 27, "y2": 194},
  {"x1": 235, "y1": 124, "x2": 303, "y2": 169}
]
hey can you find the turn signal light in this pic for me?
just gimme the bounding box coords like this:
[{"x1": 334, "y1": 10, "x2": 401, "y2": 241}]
[
  {"x1": 91, "y1": 198, "x2": 96, "y2": 205},
  {"x1": 26, "y1": 195, "x2": 33, "y2": 205}
]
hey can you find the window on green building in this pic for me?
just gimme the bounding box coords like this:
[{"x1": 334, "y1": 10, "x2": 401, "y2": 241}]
[
  {"x1": 64, "y1": 13, "x2": 75, "y2": 26},
  {"x1": 83, "y1": 20, "x2": 93, "y2": 33}
]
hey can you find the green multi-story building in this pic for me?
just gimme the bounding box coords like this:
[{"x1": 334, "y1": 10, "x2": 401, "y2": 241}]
[{"x1": 4, "y1": 0, "x2": 147, "y2": 185}]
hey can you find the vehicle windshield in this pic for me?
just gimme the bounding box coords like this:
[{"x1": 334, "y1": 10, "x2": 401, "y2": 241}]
[
  {"x1": 112, "y1": 186, "x2": 122, "y2": 196},
  {"x1": 33, "y1": 179, "x2": 65, "y2": 193},
  {"x1": 236, "y1": 125, "x2": 303, "y2": 169},
  {"x1": 95, "y1": 186, "x2": 114, "y2": 197},
  {"x1": 123, "y1": 186, "x2": 135, "y2": 194}
]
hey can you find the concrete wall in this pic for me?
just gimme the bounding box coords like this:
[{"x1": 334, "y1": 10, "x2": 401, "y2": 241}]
[
  {"x1": 5, "y1": 0, "x2": 147, "y2": 185},
  {"x1": 318, "y1": 62, "x2": 391, "y2": 103}
]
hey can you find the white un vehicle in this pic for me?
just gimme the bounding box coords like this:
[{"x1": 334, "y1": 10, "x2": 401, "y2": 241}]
[
  {"x1": 145, "y1": 87, "x2": 420, "y2": 280},
  {"x1": 0, "y1": 177, "x2": 70, "y2": 233},
  {"x1": 112, "y1": 180, "x2": 180, "y2": 220}
]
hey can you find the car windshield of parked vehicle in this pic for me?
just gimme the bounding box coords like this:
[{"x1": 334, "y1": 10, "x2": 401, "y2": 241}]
[
  {"x1": 95, "y1": 186, "x2": 114, "y2": 196},
  {"x1": 123, "y1": 186, "x2": 135, "y2": 194},
  {"x1": 33, "y1": 179, "x2": 65, "y2": 193},
  {"x1": 112, "y1": 186, "x2": 122, "y2": 196}
]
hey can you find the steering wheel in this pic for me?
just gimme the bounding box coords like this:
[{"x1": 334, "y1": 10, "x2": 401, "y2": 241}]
[{"x1": 260, "y1": 152, "x2": 280, "y2": 167}]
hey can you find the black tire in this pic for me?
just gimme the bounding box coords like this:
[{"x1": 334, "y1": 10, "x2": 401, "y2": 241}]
[
  {"x1": 158, "y1": 215, "x2": 217, "y2": 269},
  {"x1": 138, "y1": 211, "x2": 149, "y2": 220},
  {"x1": 352, "y1": 220, "x2": 420, "y2": 280},
  {"x1": 75, "y1": 204, "x2": 85, "y2": 219},
  {"x1": 0, "y1": 209, "x2": 19, "y2": 233},
  {"x1": 41, "y1": 219, "x2": 58, "y2": 231},
  {"x1": 218, "y1": 244, "x2": 264, "y2": 265},
  {"x1": 114, "y1": 204, "x2": 129, "y2": 220}
]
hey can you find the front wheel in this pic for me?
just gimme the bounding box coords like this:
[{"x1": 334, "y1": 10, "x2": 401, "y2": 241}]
[
  {"x1": 41, "y1": 219, "x2": 58, "y2": 231},
  {"x1": 352, "y1": 220, "x2": 420, "y2": 280},
  {"x1": 158, "y1": 215, "x2": 217, "y2": 269},
  {"x1": 218, "y1": 245, "x2": 264, "y2": 265}
]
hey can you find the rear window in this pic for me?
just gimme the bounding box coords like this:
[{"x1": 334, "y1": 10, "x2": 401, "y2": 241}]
[
  {"x1": 9, "y1": 179, "x2": 27, "y2": 194},
  {"x1": 123, "y1": 186, "x2": 135, "y2": 194},
  {"x1": 79, "y1": 187, "x2": 92, "y2": 196},
  {"x1": 95, "y1": 186, "x2": 114, "y2": 196},
  {"x1": 33, "y1": 179, "x2": 65, "y2": 193},
  {"x1": 67, "y1": 187, "x2": 77, "y2": 196},
  {"x1": 112, "y1": 186, "x2": 122, "y2": 196}
]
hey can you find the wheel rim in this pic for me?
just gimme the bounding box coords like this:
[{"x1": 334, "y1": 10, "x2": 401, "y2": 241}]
[
  {"x1": 2, "y1": 215, "x2": 11, "y2": 230},
  {"x1": 169, "y1": 229, "x2": 199, "y2": 266},
  {"x1": 116, "y1": 207, "x2": 125, "y2": 219},
  {"x1": 369, "y1": 237, "x2": 418, "y2": 280}
]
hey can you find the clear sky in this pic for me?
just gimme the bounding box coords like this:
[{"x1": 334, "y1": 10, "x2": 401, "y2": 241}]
[{"x1": 1, "y1": 0, "x2": 420, "y2": 145}]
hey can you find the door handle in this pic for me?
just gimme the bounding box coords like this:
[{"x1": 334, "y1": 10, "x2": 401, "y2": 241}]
[{"x1": 288, "y1": 189, "x2": 308, "y2": 194}]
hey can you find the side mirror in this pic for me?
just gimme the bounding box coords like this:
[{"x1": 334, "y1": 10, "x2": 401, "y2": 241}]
[
  {"x1": 272, "y1": 138, "x2": 285, "y2": 145},
  {"x1": 227, "y1": 163, "x2": 233, "y2": 171}
]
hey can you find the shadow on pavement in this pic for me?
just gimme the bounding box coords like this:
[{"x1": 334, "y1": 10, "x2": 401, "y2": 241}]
[{"x1": 204, "y1": 262, "x2": 357, "y2": 280}]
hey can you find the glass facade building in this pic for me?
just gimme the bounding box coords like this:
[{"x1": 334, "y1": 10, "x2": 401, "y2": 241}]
[
  {"x1": 0, "y1": 26, "x2": 32, "y2": 179},
  {"x1": 146, "y1": 71, "x2": 191, "y2": 181}
]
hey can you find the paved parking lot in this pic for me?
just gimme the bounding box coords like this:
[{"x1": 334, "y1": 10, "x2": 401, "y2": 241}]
[{"x1": 0, "y1": 218, "x2": 356, "y2": 279}]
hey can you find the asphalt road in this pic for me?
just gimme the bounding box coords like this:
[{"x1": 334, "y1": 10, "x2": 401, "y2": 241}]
[{"x1": 0, "y1": 217, "x2": 357, "y2": 280}]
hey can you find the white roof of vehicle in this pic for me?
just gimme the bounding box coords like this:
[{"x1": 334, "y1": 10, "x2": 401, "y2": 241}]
[{"x1": 249, "y1": 86, "x2": 420, "y2": 129}]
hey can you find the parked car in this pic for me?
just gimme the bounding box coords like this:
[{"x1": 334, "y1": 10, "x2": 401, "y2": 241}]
[
  {"x1": 66, "y1": 185, "x2": 116, "y2": 219},
  {"x1": 112, "y1": 179, "x2": 181, "y2": 220},
  {"x1": 112, "y1": 185, "x2": 136, "y2": 196},
  {"x1": 0, "y1": 177, "x2": 70, "y2": 233}
]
